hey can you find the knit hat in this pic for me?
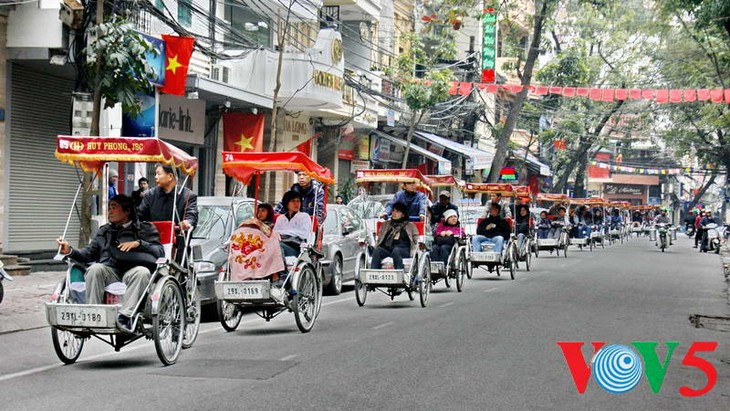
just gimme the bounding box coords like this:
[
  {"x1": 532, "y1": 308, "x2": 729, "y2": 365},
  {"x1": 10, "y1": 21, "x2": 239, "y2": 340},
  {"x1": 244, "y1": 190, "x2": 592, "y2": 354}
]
[{"x1": 443, "y1": 209, "x2": 458, "y2": 220}]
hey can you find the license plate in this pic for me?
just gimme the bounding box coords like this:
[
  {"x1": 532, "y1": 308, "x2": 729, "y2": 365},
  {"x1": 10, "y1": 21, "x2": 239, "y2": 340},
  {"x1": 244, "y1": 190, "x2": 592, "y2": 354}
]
[
  {"x1": 55, "y1": 306, "x2": 110, "y2": 327},
  {"x1": 366, "y1": 272, "x2": 399, "y2": 283},
  {"x1": 223, "y1": 283, "x2": 265, "y2": 299}
]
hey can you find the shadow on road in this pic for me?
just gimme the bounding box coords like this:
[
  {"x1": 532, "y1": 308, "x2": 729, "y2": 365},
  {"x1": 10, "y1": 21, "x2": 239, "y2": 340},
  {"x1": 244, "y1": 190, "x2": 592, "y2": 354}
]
[{"x1": 75, "y1": 358, "x2": 157, "y2": 370}]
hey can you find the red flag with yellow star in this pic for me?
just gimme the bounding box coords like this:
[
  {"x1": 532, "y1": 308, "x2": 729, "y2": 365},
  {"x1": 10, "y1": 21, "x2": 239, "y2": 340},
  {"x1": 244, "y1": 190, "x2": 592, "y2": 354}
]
[
  {"x1": 160, "y1": 35, "x2": 195, "y2": 96},
  {"x1": 223, "y1": 113, "x2": 265, "y2": 153}
]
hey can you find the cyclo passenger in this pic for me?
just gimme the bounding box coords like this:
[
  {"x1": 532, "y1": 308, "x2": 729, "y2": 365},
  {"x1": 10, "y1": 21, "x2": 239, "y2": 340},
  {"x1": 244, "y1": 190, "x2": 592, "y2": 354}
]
[
  {"x1": 380, "y1": 181, "x2": 428, "y2": 222},
  {"x1": 609, "y1": 209, "x2": 623, "y2": 231},
  {"x1": 548, "y1": 206, "x2": 569, "y2": 239},
  {"x1": 56, "y1": 194, "x2": 164, "y2": 331},
  {"x1": 371, "y1": 202, "x2": 420, "y2": 270},
  {"x1": 537, "y1": 211, "x2": 551, "y2": 239},
  {"x1": 273, "y1": 191, "x2": 311, "y2": 258},
  {"x1": 571, "y1": 206, "x2": 592, "y2": 239},
  {"x1": 275, "y1": 171, "x2": 326, "y2": 225},
  {"x1": 514, "y1": 204, "x2": 532, "y2": 252},
  {"x1": 431, "y1": 209, "x2": 465, "y2": 265},
  {"x1": 472, "y1": 203, "x2": 511, "y2": 267}
]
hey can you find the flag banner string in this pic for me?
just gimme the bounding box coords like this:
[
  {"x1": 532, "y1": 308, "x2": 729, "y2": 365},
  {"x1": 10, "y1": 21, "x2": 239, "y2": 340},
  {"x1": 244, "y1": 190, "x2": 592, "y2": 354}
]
[
  {"x1": 447, "y1": 82, "x2": 730, "y2": 104},
  {"x1": 589, "y1": 160, "x2": 718, "y2": 175}
]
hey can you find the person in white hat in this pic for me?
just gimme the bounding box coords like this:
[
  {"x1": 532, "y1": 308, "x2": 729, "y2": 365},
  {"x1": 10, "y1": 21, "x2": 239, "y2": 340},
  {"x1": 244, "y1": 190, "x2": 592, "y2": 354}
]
[
  {"x1": 430, "y1": 190, "x2": 459, "y2": 226},
  {"x1": 431, "y1": 208, "x2": 465, "y2": 265},
  {"x1": 108, "y1": 169, "x2": 118, "y2": 200}
]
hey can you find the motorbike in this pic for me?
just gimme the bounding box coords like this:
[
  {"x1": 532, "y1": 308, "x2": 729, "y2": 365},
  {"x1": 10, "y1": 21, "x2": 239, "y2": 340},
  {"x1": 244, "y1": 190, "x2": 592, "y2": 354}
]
[
  {"x1": 0, "y1": 260, "x2": 14, "y2": 305},
  {"x1": 703, "y1": 223, "x2": 721, "y2": 254},
  {"x1": 655, "y1": 223, "x2": 670, "y2": 252},
  {"x1": 685, "y1": 224, "x2": 695, "y2": 238}
]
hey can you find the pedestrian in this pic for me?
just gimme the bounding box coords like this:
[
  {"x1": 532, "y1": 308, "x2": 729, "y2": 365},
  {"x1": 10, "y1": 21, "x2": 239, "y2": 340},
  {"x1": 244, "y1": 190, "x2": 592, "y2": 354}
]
[
  {"x1": 56, "y1": 194, "x2": 163, "y2": 331},
  {"x1": 693, "y1": 211, "x2": 703, "y2": 248},
  {"x1": 108, "y1": 169, "x2": 118, "y2": 200},
  {"x1": 131, "y1": 177, "x2": 149, "y2": 207}
]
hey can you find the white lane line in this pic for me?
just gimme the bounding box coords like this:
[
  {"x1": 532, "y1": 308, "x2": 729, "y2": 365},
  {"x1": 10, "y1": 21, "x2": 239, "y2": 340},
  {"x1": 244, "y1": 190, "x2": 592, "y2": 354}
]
[
  {"x1": 280, "y1": 354, "x2": 298, "y2": 361},
  {"x1": 483, "y1": 288, "x2": 497, "y2": 293},
  {"x1": 371, "y1": 322, "x2": 394, "y2": 330},
  {"x1": 438, "y1": 302, "x2": 454, "y2": 308},
  {"x1": 0, "y1": 296, "x2": 354, "y2": 382}
]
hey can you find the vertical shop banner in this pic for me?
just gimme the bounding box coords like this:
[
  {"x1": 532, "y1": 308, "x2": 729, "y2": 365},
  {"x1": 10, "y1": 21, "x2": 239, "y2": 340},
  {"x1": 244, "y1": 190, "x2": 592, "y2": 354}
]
[
  {"x1": 160, "y1": 35, "x2": 195, "y2": 96},
  {"x1": 122, "y1": 89, "x2": 157, "y2": 137},
  {"x1": 142, "y1": 34, "x2": 166, "y2": 86},
  {"x1": 158, "y1": 94, "x2": 205, "y2": 145},
  {"x1": 223, "y1": 113, "x2": 265, "y2": 152},
  {"x1": 481, "y1": 7, "x2": 497, "y2": 83}
]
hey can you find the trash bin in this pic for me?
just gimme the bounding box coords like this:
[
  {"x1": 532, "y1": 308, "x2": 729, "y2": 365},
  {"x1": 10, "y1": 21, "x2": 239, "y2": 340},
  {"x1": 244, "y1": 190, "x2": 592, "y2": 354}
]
[
  {"x1": 649, "y1": 228, "x2": 657, "y2": 242},
  {"x1": 104, "y1": 282, "x2": 126, "y2": 305}
]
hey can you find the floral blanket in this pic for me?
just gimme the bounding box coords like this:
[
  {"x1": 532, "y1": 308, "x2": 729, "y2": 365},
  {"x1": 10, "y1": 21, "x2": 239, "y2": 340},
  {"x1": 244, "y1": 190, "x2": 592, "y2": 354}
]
[{"x1": 228, "y1": 226, "x2": 285, "y2": 281}]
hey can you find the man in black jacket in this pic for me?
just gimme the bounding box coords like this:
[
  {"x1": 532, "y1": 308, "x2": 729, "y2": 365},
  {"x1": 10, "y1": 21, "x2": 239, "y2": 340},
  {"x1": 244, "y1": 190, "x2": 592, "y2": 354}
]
[
  {"x1": 471, "y1": 203, "x2": 511, "y2": 254},
  {"x1": 57, "y1": 195, "x2": 164, "y2": 331},
  {"x1": 430, "y1": 190, "x2": 459, "y2": 226},
  {"x1": 138, "y1": 164, "x2": 198, "y2": 230},
  {"x1": 275, "y1": 171, "x2": 326, "y2": 224}
]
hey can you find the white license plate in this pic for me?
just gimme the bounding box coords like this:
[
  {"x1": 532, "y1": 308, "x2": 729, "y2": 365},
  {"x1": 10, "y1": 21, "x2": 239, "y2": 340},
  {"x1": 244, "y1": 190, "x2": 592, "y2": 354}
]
[
  {"x1": 366, "y1": 272, "x2": 399, "y2": 283},
  {"x1": 55, "y1": 306, "x2": 109, "y2": 327},
  {"x1": 223, "y1": 283, "x2": 265, "y2": 299}
]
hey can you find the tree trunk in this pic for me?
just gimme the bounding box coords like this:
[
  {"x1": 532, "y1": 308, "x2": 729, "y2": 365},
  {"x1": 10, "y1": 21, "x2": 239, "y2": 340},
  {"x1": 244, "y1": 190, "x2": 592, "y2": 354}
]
[
  {"x1": 552, "y1": 99, "x2": 625, "y2": 193},
  {"x1": 400, "y1": 112, "x2": 422, "y2": 169},
  {"x1": 686, "y1": 170, "x2": 717, "y2": 211},
  {"x1": 486, "y1": 0, "x2": 550, "y2": 183},
  {"x1": 572, "y1": 152, "x2": 588, "y2": 197}
]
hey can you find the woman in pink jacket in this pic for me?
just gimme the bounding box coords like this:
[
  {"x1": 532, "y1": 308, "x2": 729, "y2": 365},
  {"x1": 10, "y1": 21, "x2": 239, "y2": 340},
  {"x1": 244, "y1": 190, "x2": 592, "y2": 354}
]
[{"x1": 431, "y1": 209, "x2": 465, "y2": 265}]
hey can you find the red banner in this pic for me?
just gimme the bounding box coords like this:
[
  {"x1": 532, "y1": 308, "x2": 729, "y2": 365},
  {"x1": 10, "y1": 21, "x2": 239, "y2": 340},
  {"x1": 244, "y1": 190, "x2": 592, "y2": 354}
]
[
  {"x1": 223, "y1": 113, "x2": 264, "y2": 153},
  {"x1": 160, "y1": 35, "x2": 195, "y2": 96}
]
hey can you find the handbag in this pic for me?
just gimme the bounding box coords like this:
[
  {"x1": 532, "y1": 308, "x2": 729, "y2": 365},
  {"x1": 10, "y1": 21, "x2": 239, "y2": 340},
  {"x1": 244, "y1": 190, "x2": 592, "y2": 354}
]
[{"x1": 111, "y1": 248, "x2": 159, "y2": 273}]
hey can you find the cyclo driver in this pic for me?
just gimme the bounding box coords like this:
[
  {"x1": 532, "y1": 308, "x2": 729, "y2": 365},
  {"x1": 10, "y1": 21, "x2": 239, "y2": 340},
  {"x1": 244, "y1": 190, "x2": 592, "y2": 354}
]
[
  {"x1": 56, "y1": 195, "x2": 164, "y2": 331},
  {"x1": 381, "y1": 181, "x2": 428, "y2": 221}
]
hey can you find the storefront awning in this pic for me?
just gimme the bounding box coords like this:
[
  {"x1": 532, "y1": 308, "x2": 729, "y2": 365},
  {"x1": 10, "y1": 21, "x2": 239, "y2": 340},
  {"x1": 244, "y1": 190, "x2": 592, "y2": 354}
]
[
  {"x1": 414, "y1": 131, "x2": 494, "y2": 170},
  {"x1": 186, "y1": 74, "x2": 273, "y2": 109},
  {"x1": 513, "y1": 149, "x2": 552, "y2": 177},
  {"x1": 370, "y1": 130, "x2": 451, "y2": 175}
]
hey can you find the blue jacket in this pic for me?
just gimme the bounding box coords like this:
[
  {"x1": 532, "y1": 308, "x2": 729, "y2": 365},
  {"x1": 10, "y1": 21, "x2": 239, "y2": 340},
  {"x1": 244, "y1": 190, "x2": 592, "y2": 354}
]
[{"x1": 385, "y1": 190, "x2": 428, "y2": 219}]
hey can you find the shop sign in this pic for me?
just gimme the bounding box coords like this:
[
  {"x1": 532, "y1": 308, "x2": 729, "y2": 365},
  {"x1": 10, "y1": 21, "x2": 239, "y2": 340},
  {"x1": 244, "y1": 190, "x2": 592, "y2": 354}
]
[
  {"x1": 604, "y1": 183, "x2": 644, "y2": 196},
  {"x1": 351, "y1": 160, "x2": 370, "y2": 173},
  {"x1": 338, "y1": 150, "x2": 354, "y2": 160},
  {"x1": 158, "y1": 94, "x2": 205, "y2": 145},
  {"x1": 356, "y1": 135, "x2": 370, "y2": 160}
]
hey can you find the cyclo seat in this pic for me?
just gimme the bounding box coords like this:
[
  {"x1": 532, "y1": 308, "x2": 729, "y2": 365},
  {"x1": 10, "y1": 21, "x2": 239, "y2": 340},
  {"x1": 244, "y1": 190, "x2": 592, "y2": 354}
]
[{"x1": 151, "y1": 221, "x2": 176, "y2": 260}]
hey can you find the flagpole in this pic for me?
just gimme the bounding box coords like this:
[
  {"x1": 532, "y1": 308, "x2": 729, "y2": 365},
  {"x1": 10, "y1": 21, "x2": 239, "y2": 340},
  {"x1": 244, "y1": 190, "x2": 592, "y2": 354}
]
[{"x1": 154, "y1": 88, "x2": 160, "y2": 138}]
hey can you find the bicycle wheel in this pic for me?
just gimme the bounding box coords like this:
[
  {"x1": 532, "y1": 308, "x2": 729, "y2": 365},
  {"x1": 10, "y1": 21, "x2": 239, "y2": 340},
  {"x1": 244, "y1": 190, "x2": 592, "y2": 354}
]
[
  {"x1": 355, "y1": 280, "x2": 367, "y2": 306},
  {"x1": 418, "y1": 256, "x2": 431, "y2": 307},
  {"x1": 293, "y1": 265, "x2": 321, "y2": 333},
  {"x1": 51, "y1": 327, "x2": 84, "y2": 365},
  {"x1": 182, "y1": 287, "x2": 201, "y2": 349},
  {"x1": 217, "y1": 298, "x2": 242, "y2": 331},
  {"x1": 508, "y1": 244, "x2": 516, "y2": 280},
  {"x1": 153, "y1": 278, "x2": 185, "y2": 366},
  {"x1": 456, "y1": 249, "x2": 466, "y2": 292},
  {"x1": 525, "y1": 242, "x2": 532, "y2": 272}
]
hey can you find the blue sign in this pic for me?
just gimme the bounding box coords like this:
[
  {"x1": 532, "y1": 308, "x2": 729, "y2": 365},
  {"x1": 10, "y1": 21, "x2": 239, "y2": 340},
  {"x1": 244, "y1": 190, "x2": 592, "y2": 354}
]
[
  {"x1": 122, "y1": 90, "x2": 156, "y2": 137},
  {"x1": 141, "y1": 33, "x2": 165, "y2": 86}
]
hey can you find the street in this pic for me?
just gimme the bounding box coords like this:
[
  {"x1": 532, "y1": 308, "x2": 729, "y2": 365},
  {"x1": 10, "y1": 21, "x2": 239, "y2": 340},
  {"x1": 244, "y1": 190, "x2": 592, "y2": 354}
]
[{"x1": 1, "y1": 236, "x2": 728, "y2": 410}]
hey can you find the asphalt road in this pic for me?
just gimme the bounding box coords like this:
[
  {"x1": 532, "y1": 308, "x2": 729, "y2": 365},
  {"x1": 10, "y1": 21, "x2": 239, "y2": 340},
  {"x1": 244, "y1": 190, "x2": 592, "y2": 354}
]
[{"x1": 1, "y1": 235, "x2": 728, "y2": 410}]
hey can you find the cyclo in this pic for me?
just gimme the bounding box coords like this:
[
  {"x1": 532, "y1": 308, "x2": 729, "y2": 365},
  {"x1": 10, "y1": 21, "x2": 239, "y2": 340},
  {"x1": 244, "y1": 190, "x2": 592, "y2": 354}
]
[
  {"x1": 585, "y1": 197, "x2": 609, "y2": 249},
  {"x1": 512, "y1": 185, "x2": 535, "y2": 271},
  {"x1": 352, "y1": 169, "x2": 433, "y2": 307},
  {"x1": 534, "y1": 193, "x2": 570, "y2": 258},
  {"x1": 214, "y1": 152, "x2": 327, "y2": 333},
  {"x1": 607, "y1": 201, "x2": 629, "y2": 245},
  {"x1": 567, "y1": 198, "x2": 593, "y2": 251},
  {"x1": 424, "y1": 174, "x2": 468, "y2": 292},
  {"x1": 464, "y1": 183, "x2": 518, "y2": 280},
  {"x1": 47, "y1": 136, "x2": 201, "y2": 365}
]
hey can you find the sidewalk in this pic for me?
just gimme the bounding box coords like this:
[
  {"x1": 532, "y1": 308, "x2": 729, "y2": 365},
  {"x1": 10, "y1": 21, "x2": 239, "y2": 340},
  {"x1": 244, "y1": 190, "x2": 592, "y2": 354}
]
[{"x1": 0, "y1": 271, "x2": 64, "y2": 334}]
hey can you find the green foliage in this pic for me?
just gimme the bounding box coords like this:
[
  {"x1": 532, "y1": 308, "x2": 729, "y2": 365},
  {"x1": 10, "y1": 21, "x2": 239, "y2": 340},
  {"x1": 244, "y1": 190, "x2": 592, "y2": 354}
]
[{"x1": 84, "y1": 17, "x2": 158, "y2": 116}]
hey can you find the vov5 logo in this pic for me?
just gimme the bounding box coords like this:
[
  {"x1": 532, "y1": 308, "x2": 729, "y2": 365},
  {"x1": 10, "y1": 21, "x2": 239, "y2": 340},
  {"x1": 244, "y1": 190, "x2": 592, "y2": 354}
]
[{"x1": 557, "y1": 342, "x2": 718, "y2": 396}]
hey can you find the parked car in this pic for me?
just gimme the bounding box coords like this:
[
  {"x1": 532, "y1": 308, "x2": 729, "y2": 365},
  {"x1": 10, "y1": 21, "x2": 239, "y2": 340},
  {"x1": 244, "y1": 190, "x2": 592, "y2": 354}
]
[
  {"x1": 347, "y1": 194, "x2": 392, "y2": 248},
  {"x1": 192, "y1": 197, "x2": 254, "y2": 308},
  {"x1": 320, "y1": 204, "x2": 368, "y2": 295}
]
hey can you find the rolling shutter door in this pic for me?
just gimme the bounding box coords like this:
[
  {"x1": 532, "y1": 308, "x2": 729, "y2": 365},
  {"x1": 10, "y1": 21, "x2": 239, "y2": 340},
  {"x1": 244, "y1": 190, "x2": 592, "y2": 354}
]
[{"x1": 7, "y1": 66, "x2": 78, "y2": 251}]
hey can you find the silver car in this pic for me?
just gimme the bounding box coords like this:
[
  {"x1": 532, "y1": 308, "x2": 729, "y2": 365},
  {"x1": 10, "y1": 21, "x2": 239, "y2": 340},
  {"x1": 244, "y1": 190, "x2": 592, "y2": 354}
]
[
  {"x1": 321, "y1": 204, "x2": 368, "y2": 295},
  {"x1": 192, "y1": 197, "x2": 254, "y2": 307}
]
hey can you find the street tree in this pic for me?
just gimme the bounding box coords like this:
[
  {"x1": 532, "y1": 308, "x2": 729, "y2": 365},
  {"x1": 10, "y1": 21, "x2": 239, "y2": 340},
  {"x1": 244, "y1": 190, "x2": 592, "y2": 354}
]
[{"x1": 77, "y1": 14, "x2": 157, "y2": 245}]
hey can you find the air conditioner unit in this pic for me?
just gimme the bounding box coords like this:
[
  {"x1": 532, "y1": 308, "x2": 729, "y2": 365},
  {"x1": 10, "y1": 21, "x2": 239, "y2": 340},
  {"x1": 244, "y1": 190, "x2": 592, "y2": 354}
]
[{"x1": 210, "y1": 64, "x2": 230, "y2": 84}]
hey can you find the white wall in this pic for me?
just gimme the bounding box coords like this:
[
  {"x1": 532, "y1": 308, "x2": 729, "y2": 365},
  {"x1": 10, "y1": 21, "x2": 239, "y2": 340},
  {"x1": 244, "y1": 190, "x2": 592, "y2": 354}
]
[{"x1": 7, "y1": 2, "x2": 64, "y2": 48}]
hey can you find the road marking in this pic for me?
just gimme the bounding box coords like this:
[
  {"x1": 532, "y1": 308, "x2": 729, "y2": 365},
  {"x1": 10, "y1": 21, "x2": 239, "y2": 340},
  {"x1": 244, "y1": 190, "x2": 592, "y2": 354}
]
[
  {"x1": 438, "y1": 302, "x2": 454, "y2": 308},
  {"x1": 280, "y1": 354, "x2": 298, "y2": 361},
  {"x1": 483, "y1": 288, "x2": 497, "y2": 293},
  {"x1": 322, "y1": 297, "x2": 351, "y2": 307},
  {"x1": 371, "y1": 322, "x2": 393, "y2": 330}
]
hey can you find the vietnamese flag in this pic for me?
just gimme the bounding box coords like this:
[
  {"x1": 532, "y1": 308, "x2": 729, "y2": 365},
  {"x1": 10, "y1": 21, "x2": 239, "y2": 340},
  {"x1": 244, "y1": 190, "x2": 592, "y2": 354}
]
[
  {"x1": 160, "y1": 35, "x2": 195, "y2": 96},
  {"x1": 223, "y1": 113, "x2": 265, "y2": 152}
]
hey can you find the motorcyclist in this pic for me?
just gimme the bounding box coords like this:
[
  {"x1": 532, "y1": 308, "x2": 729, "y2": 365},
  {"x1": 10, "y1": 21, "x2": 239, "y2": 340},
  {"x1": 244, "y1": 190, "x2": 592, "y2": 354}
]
[{"x1": 653, "y1": 210, "x2": 672, "y2": 246}]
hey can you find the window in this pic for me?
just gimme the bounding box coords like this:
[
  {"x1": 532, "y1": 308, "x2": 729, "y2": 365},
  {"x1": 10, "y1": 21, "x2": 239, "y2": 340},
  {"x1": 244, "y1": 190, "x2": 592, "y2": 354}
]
[
  {"x1": 224, "y1": 3, "x2": 272, "y2": 48},
  {"x1": 178, "y1": 0, "x2": 192, "y2": 27}
]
